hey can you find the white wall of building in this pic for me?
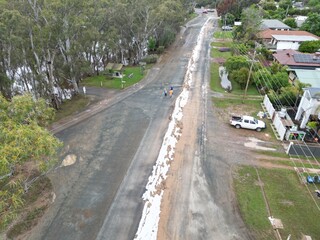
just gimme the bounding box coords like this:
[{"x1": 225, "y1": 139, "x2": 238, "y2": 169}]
[{"x1": 277, "y1": 41, "x2": 300, "y2": 50}]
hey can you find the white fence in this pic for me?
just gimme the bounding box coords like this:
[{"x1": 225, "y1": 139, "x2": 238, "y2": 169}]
[
  {"x1": 263, "y1": 94, "x2": 275, "y2": 119},
  {"x1": 262, "y1": 95, "x2": 288, "y2": 141},
  {"x1": 273, "y1": 113, "x2": 287, "y2": 140}
]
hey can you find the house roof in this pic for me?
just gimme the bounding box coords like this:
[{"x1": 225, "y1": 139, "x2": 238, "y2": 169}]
[
  {"x1": 106, "y1": 63, "x2": 123, "y2": 71},
  {"x1": 273, "y1": 49, "x2": 320, "y2": 68},
  {"x1": 260, "y1": 19, "x2": 291, "y2": 30},
  {"x1": 257, "y1": 29, "x2": 319, "y2": 40},
  {"x1": 272, "y1": 35, "x2": 318, "y2": 42},
  {"x1": 291, "y1": 69, "x2": 320, "y2": 87}
]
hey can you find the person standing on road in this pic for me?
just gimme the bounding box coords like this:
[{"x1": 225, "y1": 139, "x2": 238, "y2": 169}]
[
  {"x1": 163, "y1": 88, "x2": 167, "y2": 97},
  {"x1": 169, "y1": 89, "x2": 173, "y2": 98}
]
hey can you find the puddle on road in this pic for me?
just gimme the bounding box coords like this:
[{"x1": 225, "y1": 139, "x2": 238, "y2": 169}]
[{"x1": 61, "y1": 154, "x2": 77, "y2": 167}]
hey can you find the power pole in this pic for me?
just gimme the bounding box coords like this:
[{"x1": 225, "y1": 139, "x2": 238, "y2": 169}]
[{"x1": 243, "y1": 50, "x2": 257, "y2": 103}]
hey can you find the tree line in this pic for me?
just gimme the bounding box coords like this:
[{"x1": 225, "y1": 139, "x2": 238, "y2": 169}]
[{"x1": 0, "y1": 0, "x2": 192, "y2": 108}]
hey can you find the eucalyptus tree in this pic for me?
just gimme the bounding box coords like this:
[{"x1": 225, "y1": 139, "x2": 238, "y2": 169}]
[
  {"x1": 0, "y1": 94, "x2": 62, "y2": 229},
  {"x1": 0, "y1": 5, "x2": 27, "y2": 97},
  {"x1": 0, "y1": 0, "x2": 190, "y2": 107},
  {"x1": 233, "y1": 7, "x2": 262, "y2": 43},
  {"x1": 154, "y1": 0, "x2": 186, "y2": 47}
]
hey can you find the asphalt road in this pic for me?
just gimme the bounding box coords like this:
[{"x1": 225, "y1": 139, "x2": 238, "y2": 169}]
[{"x1": 29, "y1": 13, "x2": 212, "y2": 240}]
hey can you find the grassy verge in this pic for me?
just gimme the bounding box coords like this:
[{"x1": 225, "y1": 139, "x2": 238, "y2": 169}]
[
  {"x1": 210, "y1": 62, "x2": 223, "y2": 92},
  {"x1": 53, "y1": 95, "x2": 91, "y2": 122},
  {"x1": 82, "y1": 66, "x2": 147, "y2": 89},
  {"x1": 254, "y1": 150, "x2": 320, "y2": 162},
  {"x1": 234, "y1": 166, "x2": 320, "y2": 239},
  {"x1": 260, "y1": 159, "x2": 320, "y2": 169},
  {"x1": 253, "y1": 150, "x2": 289, "y2": 158}
]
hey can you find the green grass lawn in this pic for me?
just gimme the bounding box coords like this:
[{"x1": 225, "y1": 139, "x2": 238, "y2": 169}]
[
  {"x1": 260, "y1": 168, "x2": 320, "y2": 239},
  {"x1": 210, "y1": 48, "x2": 259, "y2": 96},
  {"x1": 213, "y1": 31, "x2": 233, "y2": 39},
  {"x1": 211, "y1": 47, "x2": 232, "y2": 59},
  {"x1": 211, "y1": 41, "x2": 233, "y2": 48},
  {"x1": 230, "y1": 81, "x2": 259, "y2": 95},
  {"x1": 210, "y1": 62, "x2": 259, "y2": 95},
  {"x1": 210, "y1": 35, "x2": 260, "y2": 96},
  {"x1": 234, "y1": 166, "x2": 274, "y2": 239},
  {"x1": 234, "y1": 166, "x2": 320, "y2": 239},
  {"x1": 82, "y1": 66, "x2": 147, "y2": 89}
]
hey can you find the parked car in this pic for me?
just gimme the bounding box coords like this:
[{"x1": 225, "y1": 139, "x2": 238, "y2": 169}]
[{"x1": 230, "y1": 115, "x2": 266, "y2": 132}]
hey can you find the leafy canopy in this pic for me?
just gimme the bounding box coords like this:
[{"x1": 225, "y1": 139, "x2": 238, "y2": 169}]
[
  {"x1": 298, "y1": 40, "x2": 320, "y2": 53},
  {"x1": 0, "y1": 94, "x2": 62, "y2": 229}
]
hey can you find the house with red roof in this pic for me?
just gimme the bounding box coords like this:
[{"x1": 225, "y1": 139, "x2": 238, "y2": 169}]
[
  {"x1": 258, "y1": 30, "x2": 320, "y2": 51},
  {"x1": 258, "y1": 30, "x2": 319, "y2": 44}
]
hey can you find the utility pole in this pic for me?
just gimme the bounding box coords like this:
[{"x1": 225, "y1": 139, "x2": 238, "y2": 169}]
[{"x1": 243, "y1": 50, "x2": 257, "y2": 103}]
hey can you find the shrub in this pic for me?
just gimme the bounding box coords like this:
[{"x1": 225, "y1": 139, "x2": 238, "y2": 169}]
[
  {"x1": 148, "y1": 37, "x2": 156, "y2": 52},
  {"x1": 157, "y1": 46, "x2": 165, "y2": 54},
  {"x1": 141, "y1": 54, "x2": 158, "y2": 64}
]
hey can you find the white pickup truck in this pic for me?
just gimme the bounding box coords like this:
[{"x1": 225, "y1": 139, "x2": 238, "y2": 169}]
[{"x1": 230, "y1": 115, "x2": 266, "y2": 132}]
